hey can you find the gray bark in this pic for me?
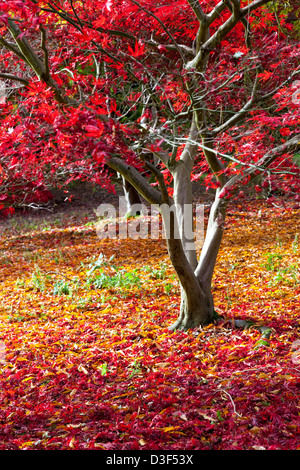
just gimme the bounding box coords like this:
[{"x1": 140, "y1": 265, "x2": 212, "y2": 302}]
[
  {"x1": 162, "y1": 133, "x2": 226, "y2": 330},
  {"x1": 165, "y1": 189, "x2": 224, "y2": 330},
  {"x1": 121, "y1": 177, "x2": 143, "y2": 217}
]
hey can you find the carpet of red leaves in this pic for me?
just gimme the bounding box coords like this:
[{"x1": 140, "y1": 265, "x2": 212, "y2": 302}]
[{"x1": 0, "y1": 199, "x2": 299, "y2": 450}]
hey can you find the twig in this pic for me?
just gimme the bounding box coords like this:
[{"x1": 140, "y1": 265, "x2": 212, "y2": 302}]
[
  {"x1": 45, "y1": 271, "x2": 80, "y2": 283},
  {"x1": 221, "y1": 389, "x2": 242, "y2": 417},
  {"x1": 129, "y1": 0, "x2": 184, "y2": 61}
]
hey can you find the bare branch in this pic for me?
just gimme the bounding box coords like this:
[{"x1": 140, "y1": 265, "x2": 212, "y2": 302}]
[
  {"x1": 5, "y1": 18, "x2": 76, "y2": 105},
  {"x1": 212, "y1": 70, "x2": 259, "y2": 135},
  {"x1": 107, "y1": 156, "x2": 163, "y2": 205},
  {"x1": 207, "y1": 1, "x2": 227, "y2": 26},
  {"x1": 70, "y1": 0, "x2": 84, "y2": 28},
  {"x1": 201, "y1": 135, "x2": 226, "y2": 182},
  {"x1": 0, "y1": 73, "x2": 29, "y2": 85},
  {"x1": 259, "y1": 66, "x2": 300, "y2": 102},
  {"x1": 186, "y1": 0, "x2": 207, "y2": 22},
  {"x1": 150, "y1": 149, "x2": 170, "y2": 166},
  {"x1": 187, "y1": 0, "x2": 271, "y2": 70},
  {"x1": 241, "y1": 0, "x2": 272, "y2": 15},
  {"x1": 0, "y1": 36, "x2": 29, "y2": 64},
  {"x1": 7, "y1": 19, "x2": 46, "y2": 77},
  {"x1": 44, "y1": 1, "x2": 84, "y2": 31},
  {"x1": 144, "y1": 160, "x2": 170, "y2": 204},
  {"x1": 223, "y1": 0, "x2": 252, "y2": 49},
  {"x1": 212, "y1": 65, "x2": 300, "y2": 135},
  {"x1": 146, "y1": 37, "x2": 194, "y2": 57},
  {"x1": 40, "y1": 26, "x2": 50, "y2": 80},
  {"x1": 179, "y1": 116, "x2": 200, "y2": 171},
  {"x1": 256, "y1": 133, "x2": 300, "y2": 168},
  {"x1": 225, "y1": 133, "x2": 300, "y2": 190}
]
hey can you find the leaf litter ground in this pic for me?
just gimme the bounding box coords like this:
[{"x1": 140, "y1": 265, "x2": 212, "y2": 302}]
[{"x1": 0, "y1": 199, "x2": 299, "y2": 450}]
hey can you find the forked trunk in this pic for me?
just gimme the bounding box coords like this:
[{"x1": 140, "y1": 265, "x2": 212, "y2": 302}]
[
  {"x1": 167, "y1": 234, "x2": 218, "y2": 331},
  {"x1": 165, "y1": 171, "x2": 226, "y2": 330}
]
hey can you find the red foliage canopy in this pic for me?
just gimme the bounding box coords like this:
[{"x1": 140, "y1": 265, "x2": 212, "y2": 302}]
[{"x1": 0, "y1": 1, "x2": 299, "y2": 213}]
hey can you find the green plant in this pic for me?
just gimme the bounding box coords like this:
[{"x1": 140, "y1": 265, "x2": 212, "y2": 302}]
[
  {"x1": 53, "y1": 280, "x2": 71, "y2": 296},
  {"x1": 276, "y1": 234, "x2": 282, "y2": 248},
  {"x1": 164, "y1": 283, "x2": 174, "y2": 295},
  {"x1": 54, "y1": 249, "x2": 64, "y2": 264},
  {"x1": 76, "y1": 295, "x2": 92, "y2": 309},
  {"x1": 86, "y1": 253, "x2": 114, "y2": 275},
  {"x1": 15, "y1": 278, "x2": 25, "y2": 288},
  {"x1": 225, "y1": 287, "x2": 232, "y2": 307},
  {"x1": 262, "y1": 252, "x2": 284, "y2": 271},
  {"x1": 268, "y1": 264, "x2": 299, "y2": 286},
  {"x1": 128, "y1": 359, "x2": 141, "y2": 378},
  {"x1": 292, "y1": 233, "x2": 299, "y2": 254},
  {"x1": 262, "y1": 250, "x2": 299, "y2": 286},
  {"x1": 142, "y1": 262, "x2": 167, "y2": 279},
  {"x1": 87, "y1": 269, "x2": 141, "y2": 290},
  {"x1": 229, "y1": 262, "x2": 239, "y2": 271},
  {"x1": 86, "y1": 254, "x2": 141, "y2": 291},
  {"x1": 33, "y1": 252, "x2": 42, "y2": 262},
  {"x1": 31, "y1": 266, "x2": 47, "y2": 292},
  {"x1": 100, "y1": 362, "x2": 108, "y2": 376}
]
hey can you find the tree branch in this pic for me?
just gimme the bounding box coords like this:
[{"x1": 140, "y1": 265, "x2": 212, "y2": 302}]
[
  {"x1": 179, "y1": 115, "x2": 200, "y2": 171},
  {"x1": 146, "y1": 38, "x2": 194, "y2": 57},
  {"x1": 7, "y1": 19, "x2": 46, "y2": 78},
  {"x1": 224, "y1": 133, "x2": 300, "y2": 190},
  {"x1": 257, "y1": 133, "x2": 300, "y2": 168},
  {"x1": 144, "y1": 160, "x2": 170, "y2": 204},
  {"x1": 107, "y1": 156, "x2": 163, "y2": 205},
  {"x1": 207, "y1": 1, "x2": 227, "y2": 26},
  {"x1": 212, "y1": 65, "x2": 300, "y2": 136},
  {"x1": 187, "y1": 0, "x2": 271, "y2": 70},
  {"x1": 39, "y1": 26, "x2": 50, "y2": 80},
  {"x1": 5, "y1": 18, "x2": 76, "y2": 105},
  {"x1": 241, "y1": 0, "x2": 272, "y2": 15},
  {"x1": 212, "y1": 70, "x2": 259, "y2": 135},
  {"x1": 186, "y1": 0, "x2": 207, "y2": 22},
  {"x1": 201, "y1": 134, "x2": 226, "y2": 182},
  {"x1": 0, "y1": 36, "x2": 29, "y2": 64},
  {"x1": 0, "y1": 73, "x2": 29, "y2": 85},
  {"x1": 223, "y1": 0, "x2": 252, "y2": 49},
  {"x1": 44, "y1": 1, "x2": 138, "y2": 42}
]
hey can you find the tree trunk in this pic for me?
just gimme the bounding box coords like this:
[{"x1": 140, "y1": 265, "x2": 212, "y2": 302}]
[
  {"x1": 172, "y1": 161, "x2": 198, "y2": 270},
  {"x1": 169, "y1": 282, "x2": 213, "y2": 330},
  {"x1": 122, "y1": 176, "x2": 143, "y2": 217},
  {"x1": 166, "y1": 184, "x2": 227, "y2": 331},
  {"x1": 167, "y1": 245, "x2": 217, "y2": 331}
]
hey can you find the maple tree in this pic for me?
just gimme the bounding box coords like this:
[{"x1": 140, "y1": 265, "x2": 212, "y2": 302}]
[{"x1": 0, "y1": 0, "x2": 299, "y2": 330}]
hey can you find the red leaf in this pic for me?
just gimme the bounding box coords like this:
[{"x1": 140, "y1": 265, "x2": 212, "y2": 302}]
[
  {"x1": 85, "y1": 123, "x2": 104, "y2": 138},
  {"x1": 258, "y1": 70, "x2": 273, "y2": 82},
  {"x1": 128, "y1": 41, "x2": 145, "y2": 57},
  {"x1": 92, "y1": 17, "x2": 105, "y2": 28},
  {"x1": 279, "y1": 128, "x2": 291, "y2": 136}
]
